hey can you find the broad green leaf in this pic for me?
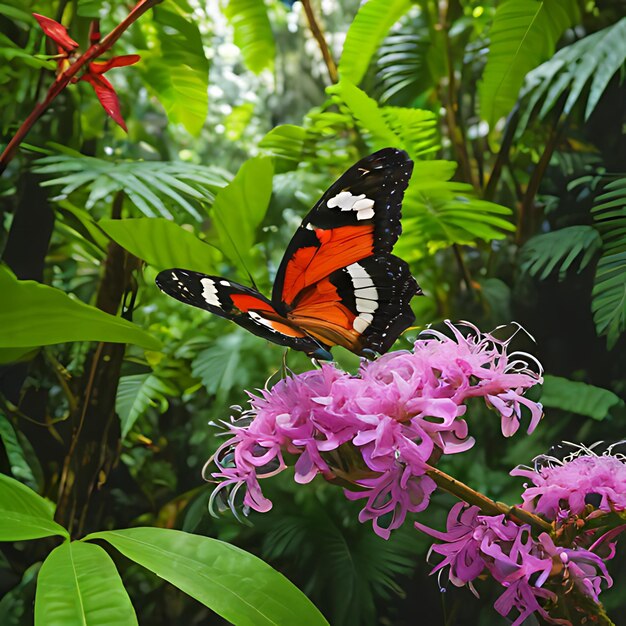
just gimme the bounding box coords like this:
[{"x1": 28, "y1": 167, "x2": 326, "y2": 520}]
[
  {"x1": 542, "y1": 375, "x2": 622, "y2": 420},
  {"x1": 35, "y1": 542, "x2": 137, "y2": 626},
  {"x1": 520, "y1": 226, "x2": 601, "y2": 280},
  {"x1": 116, "y1": 373, "x2": 175, "y2": 437},
  {"x1": 0, "y1": 267, "x2": 160, "y2": 351},
  {"x1": 479, "y1": 0, "x2": 578, "y2": 128},
  {"x1": 0, "y1": 414, "x2": 41, "y2": 490},
  {"x1": 225, "y1": 0, "x2": 275, "y2": 74},
  {"x1": 338, "y1": 0, "x2": 412, "y2": 85},
  {"x1": 140, "y1": 2, "x2": 209, "y2": 135},
  {"x1": 211, "y1": 156, "x2": 273, "y2": 280},
  {"x1": 0, "y1": 472, "x2": 68, "y2": 541},
  {"x1": 99, "y1": 218, "x2": 217, "y2": 273},
  {"x1": 87, "y1": 527, "x2": 329, "y2": 626}
]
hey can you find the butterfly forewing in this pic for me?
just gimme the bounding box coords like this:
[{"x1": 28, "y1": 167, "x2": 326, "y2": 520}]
[
  {"x1": 272, "y1": 148, "x2": 414, "y2": 310},
  {"x1": 155, "y1": 269, "x2": 327, "y2": 355}
]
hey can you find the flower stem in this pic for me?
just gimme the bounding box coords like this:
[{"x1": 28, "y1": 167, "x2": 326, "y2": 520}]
[
  {"x1": 424, "y1": 463, "x2": 552, "y2": 534},
  {"x1": 0, "y1": 0, "x2": 162, "y2": 175}
]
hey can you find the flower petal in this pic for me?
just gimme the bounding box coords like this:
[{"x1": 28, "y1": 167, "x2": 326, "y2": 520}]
[
  {"x1": 89, "y1": 54, "x2": 141, "y2": 74},
  {"x1": 33, "y1": 13, "x2": 78, "y2": 51},
  {"x1": 82, "y1": 74, "x2": 128, "y2": 131}
]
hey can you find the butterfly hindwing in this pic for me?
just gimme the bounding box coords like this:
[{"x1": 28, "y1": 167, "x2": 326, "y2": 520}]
[
  {"x1": 155, "y1": 269, "x2": 328, "y2": 355},
  {"x1": 287, "y1": 254, "x2": 420, "y2": 354},
  {"x1": 272, "y1": 148, "x2": 414, "y2": 310}
]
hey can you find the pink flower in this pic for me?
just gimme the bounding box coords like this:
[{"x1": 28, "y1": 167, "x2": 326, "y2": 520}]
[
  {"x1": 207, "y1": 321, "x2": 543, "y2": 538},
  {"x1": 513, "y1": 443, "x2": 626, "y2": 518}
]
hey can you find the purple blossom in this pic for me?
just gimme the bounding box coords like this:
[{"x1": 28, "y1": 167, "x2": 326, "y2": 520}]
[
  {"x1": 416, "y1": 502, "x2": 614, "y2": 626},
  {"x1": 207, "y1": 321, "x2": 543, "y2": 538},
  {"x1": 513, "y1": 444, "x2": 626, "y2": 518}
]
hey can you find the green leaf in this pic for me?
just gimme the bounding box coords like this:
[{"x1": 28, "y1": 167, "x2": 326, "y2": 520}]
[
  {"x1": 224, "y1": 0, "x2": 275, "y2": 74},
  {"x1": 211, "y1": 156, "x2": 274, "y2": 280},
  {"x1": 519, "y1": 18, "x2": 626, "y2": 135},
  {"x1": 35, "y1": 542, "x2": 137, "y2": 626},
  {"x1": 116, "y1": 373, "x2": 175, "y2": 437},
  {"x1": 329, "y1": 81, "x2": 440, "y2": 160},
  {"x1": 520, "y1": 225, "x2": 601, "y2": 280},
  {"x1": 541, "y1": 375, "x2": 622, "y2": 420},
  {"x1": 33, "y1": 155, "x2": 230, "y2": 220},
  {"x1": 259, "y1": 125, "x2": 307, "y2": 162},
  {"x1": 0, "y1": 472, "x2": 68, "y2": 541},
  {"x1": 479, "y1": 0, "x2": 578, "y2": 127},
  {"x1": 191, "y1": 333, "x2": 245, "y2": 397},
  {"x1": 0, "y1": 266, "x2": 160, "y2": 351},
  {"x1": 591, "y1": 177, "x2": 626, "y2": 348},
  {"x1": 86, "y1": 527, "x2": 329, "y2": 626},
  {"x1": 99, "y1": 217, "x2": 218, "y2": 273},
  {"x1": 397, "y1": 184, "x2": 514, "y2": 256},
  {"x1": 329, "y1": 81, "x2": 400, "y2": 150},
  {"x1": 140, "y1": 1, "x2": 209, "y2": 136},
  {"x1": 0, "y1": 413, "x2": 41, "y2": 490},
  {"x1": 338, "y1": 0, "x2": 412, "y2": 85}
]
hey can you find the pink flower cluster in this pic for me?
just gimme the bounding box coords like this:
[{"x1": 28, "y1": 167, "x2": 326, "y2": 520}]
[
  {"x1": 417, "y1": 502, "x2": 613, "y2": 626},
  {"x1": 208, "y1": 322, "x2": 543, "y2": 538},
  {"x1": 513, "y1": 444, "x2": 626, "y2": 518},
  {"x1": 420, "y1": 444, "x2": 626, "y2": 624}
]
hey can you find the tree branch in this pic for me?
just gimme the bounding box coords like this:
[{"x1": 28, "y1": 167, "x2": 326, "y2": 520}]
[
  {"x1": 301, "y1": 0, "x2": 338, "y2": 84},
  {"x1": 0, "y1": 0, "x2": 162, "y2": 175}
]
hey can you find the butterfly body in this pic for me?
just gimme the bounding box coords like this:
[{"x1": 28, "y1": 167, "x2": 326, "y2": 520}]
[{"x1": 156, "y1": 148, "x2": 421, "y2": 360}]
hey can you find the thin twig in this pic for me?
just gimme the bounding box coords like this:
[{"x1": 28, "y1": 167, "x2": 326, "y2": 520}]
[
  {"x1": 301, "y1": 0, "x2": 338, "y2": 84},
  {"x1": 0, "y1": 0, "x2": 162, "y2": 174}
]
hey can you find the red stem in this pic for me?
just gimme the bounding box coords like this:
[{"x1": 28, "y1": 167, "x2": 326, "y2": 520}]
[{"x1": 0, "y1": 0, "x2": 162, "y2": 175}]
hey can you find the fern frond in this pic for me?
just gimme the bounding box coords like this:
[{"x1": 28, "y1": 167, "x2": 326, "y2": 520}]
[
  {"x1": 518, "y1": 18, "x2": 626, "y2": 134},
  {"x1": 591, "y1": 177, "x2": 626, "y2": 348},
  {"x1": 33, "y1": 155, "x2": 231, "y2": 220},
  {"x1": 116, "y1": 373, "x2": 176, "y2": 437},
  {"x1": 520, "y1": 225, "x2": 601, "y2": 280}
]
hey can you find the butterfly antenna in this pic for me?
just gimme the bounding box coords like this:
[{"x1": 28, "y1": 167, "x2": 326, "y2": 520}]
[{"x1": 212, "y1": 210, "x2": 259, "y2": 290}]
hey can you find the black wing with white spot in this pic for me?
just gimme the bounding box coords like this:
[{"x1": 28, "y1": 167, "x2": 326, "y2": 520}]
[
  {"x1": 272, "y1": 148, "x2": 414, "y2": 309},
  {"x1": 330, "y1": 254, "x2": 420, "y2": 354}
]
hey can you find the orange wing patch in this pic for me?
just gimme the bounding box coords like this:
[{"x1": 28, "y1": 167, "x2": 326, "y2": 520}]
[
  {"x1": 288, "y1": 277, "x2": 361, "y2": 350},
  {"x1": 230, "y1": 294, "x2": 274, "y2": 313},
  {"x1": 281, "y1": 224, "x2": 374, "y2": 306}
]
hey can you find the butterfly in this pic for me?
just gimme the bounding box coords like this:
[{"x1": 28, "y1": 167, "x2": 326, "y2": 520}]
[{"x1": 156, "y1": 148, "x2": 421, "y2": 361}]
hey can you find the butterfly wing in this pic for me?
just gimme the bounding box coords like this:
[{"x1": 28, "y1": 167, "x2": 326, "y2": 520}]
[
  {"x1": 271, "y1": 147, "x2": 419, "y2": 355},
  {"x1": 287, "y1": 255, "x2": 420, "y2": 355},
  {"x1": 155, "y1": 269, "x2": 330, "y2": 357},
  {"x1": 272, "y1": 147, "x2": 414, "y2": 310}
]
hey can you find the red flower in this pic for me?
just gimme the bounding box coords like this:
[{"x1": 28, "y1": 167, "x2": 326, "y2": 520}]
[
  {"x1": 33, "y1": 13, "x2": 78, "y2": 53},
  {"x1": 33, "y1": 13, "x2": 140, "y2": 131},
  {"x1": 81, "y1": 55, "x2": 141, "y2": 131}
]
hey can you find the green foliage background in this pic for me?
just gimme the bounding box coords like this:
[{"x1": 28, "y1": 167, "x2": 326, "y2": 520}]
[{"x1": 0, "y1": 0, "x2": 625, "y2": 624}]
